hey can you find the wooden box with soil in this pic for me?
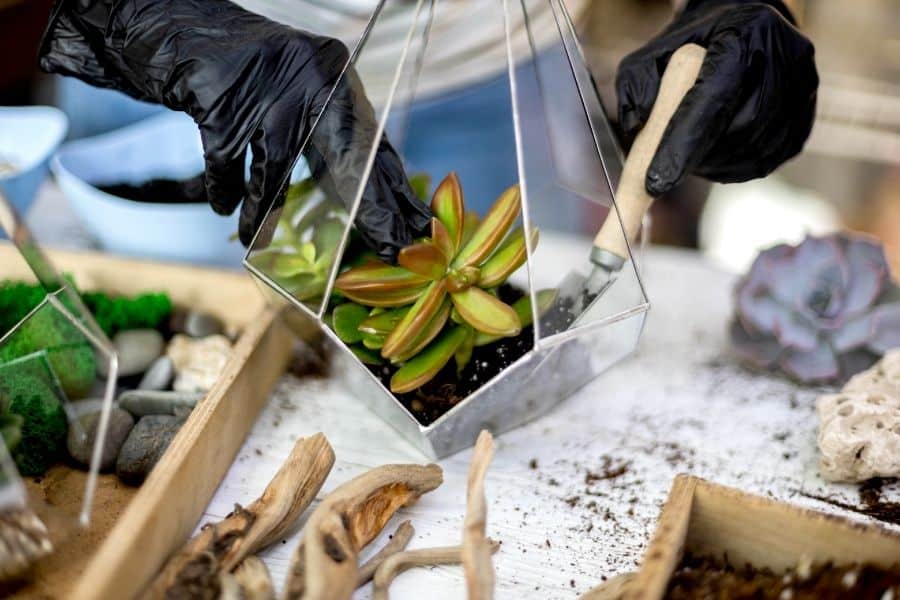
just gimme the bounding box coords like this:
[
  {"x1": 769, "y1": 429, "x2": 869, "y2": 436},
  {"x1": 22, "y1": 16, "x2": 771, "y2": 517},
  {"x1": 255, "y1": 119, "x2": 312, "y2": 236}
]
[
  {"x1": 0, "y1": 244, "x2": 296, "y2": 599},
  {"x1": 589, "y1": 475, "x2": 900, "y2": 600}
]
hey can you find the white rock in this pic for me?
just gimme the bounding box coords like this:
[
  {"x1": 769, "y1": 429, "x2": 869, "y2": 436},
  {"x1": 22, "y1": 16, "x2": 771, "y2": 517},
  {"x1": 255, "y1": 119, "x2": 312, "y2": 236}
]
[
  {"x1": 166, "y1": 334, "x2": 233, "y2": 393},
  {"x1": 817, "y1": 349, "x2": 900, "y2": 482}
]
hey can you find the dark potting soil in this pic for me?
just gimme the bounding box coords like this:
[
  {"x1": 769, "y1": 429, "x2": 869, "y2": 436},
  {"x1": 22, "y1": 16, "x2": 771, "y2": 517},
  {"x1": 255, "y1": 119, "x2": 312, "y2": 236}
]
[
  {"x1": 366, "y1": 284, "x2": 535, "y2": 426},
  {"x1": 665, "y1": 553, "x2": 900, "y2": 599},
  {"x1": 98, "y1": 174, "x2": 207, "y2": 204}
]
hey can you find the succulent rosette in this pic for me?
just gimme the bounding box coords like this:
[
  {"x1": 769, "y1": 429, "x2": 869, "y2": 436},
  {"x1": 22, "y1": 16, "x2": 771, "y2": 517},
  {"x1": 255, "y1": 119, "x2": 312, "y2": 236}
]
[{"x1": 731, "y1": 233, "x2": 900, "y2": 383}]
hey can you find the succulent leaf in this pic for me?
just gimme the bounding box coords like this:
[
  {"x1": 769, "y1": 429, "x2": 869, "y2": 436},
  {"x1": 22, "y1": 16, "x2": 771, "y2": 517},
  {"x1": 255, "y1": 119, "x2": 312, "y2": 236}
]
[
  {"x1": 313, "y1": 218, "x2": 346, "y2": 261},
  {"x1": 432, "y1": 218, "x2": 455, "y2": 262},
  {"x1": 460, "y1": 212, "x2": 481, "y2": 248},
  {"x1": 272, "y1": 253, "x2": 317, "y2": 278},
  {"x1": 332, "y1": 303, "x2": 370, "y2": 344},
  {"x1": 453, "y1": 184, "x2": 521, "y2": 269},
  {"x1": 398, "y1": 242, "x2": 448, "y2": 281},
  {"x1": 478, "y1": 227, "x2": 536, "y2": 288},
  {"x1": 351, "y1": 345, "x2": 384, "y2": 365},
  {"x1": 450, "y1": 286, "x2": 520, "y2": 336},
  {"x1": 381, "y1": 281, "x2": 448, "y2": 358},
  {"x1": 430, "y1": 173, "x2": 464, "y2": 250},
  {"x1": 409, "y1": 173, "x2": 432, "y2": 202},
  {"x1": 454, "y1": 327, "x2": 476, "y2": 374},
  {"x1": 474, "y1": 288, "x2": 557, "y2": 346},
  {"x1": 335, "y1": 263, "x2": 430, "y2": 306},
  {"x1": 391, "y1": 298, "x2": 452, "y2": 363},
  {"x1": 359, "y1": 307, "x2": 409, "y2": 336},
  {"x1": 390, "y1": 326, "x2": 468, "y2": 393},
  {"x1": 362, "y1": 333, "x2": 385, "y2": 350}
]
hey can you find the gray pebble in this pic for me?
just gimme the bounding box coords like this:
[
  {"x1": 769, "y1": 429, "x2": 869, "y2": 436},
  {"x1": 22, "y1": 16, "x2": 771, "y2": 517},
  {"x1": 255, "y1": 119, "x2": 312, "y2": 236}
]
[
  {"x1": 118, "y1": 389, "x2": 203, "y2": 417},
  {"x1": 99, "y1": 329, "x2": 164, "y2": 378},
  {"x1": 138, "y1": 356, "x2": 175, "y2": 391},
  {"x1": 67, "y1": 408, "x2": 135, "y2": 472},
  {"x1": 116, "y1": 415, "x2": 183, "y2": 485},
  {"x1": 171, "y1": 310, "x2": 225, "y2": 338}
]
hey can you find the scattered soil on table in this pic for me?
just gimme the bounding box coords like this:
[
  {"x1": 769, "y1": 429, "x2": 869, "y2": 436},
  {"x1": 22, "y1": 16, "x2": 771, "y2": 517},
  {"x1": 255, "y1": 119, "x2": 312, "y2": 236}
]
[
  {"x1": 366, "y1": 285, "x2": 534, "y2": 426},
  {"x1": 665, "y1": 553, "x2": 900, "y2": 599},
  {"x1": 98, "y1": 174, "x2": 206, "y2": 204},
  {"x1": 802, "y1": 477, "x2": 900, "y2": 527},
  {"x1": 2, "y1": 466, "x2": 137, "y2": 598}
]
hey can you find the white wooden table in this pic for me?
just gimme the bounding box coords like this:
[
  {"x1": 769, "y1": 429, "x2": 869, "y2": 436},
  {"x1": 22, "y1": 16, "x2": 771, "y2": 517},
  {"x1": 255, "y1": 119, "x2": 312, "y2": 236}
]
[
  {"x1": 28, "y1": 182, "x2": 891, "y2": 599},
  {"x1": 200, "y1": 245, "x2": 888, "y2": 599}
]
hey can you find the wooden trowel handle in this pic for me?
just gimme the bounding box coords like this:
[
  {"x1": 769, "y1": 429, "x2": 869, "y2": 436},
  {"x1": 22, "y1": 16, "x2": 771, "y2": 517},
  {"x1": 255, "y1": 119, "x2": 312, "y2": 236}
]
[{"x1": 593, "y1": 43, "x2": 706, "y2": 263}]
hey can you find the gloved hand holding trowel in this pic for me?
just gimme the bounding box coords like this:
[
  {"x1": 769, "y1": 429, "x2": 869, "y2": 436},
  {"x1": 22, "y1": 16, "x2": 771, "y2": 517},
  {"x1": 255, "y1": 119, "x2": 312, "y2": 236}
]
[{"x1": 570, "y1": 0, "x2": 818, "y2": 320}]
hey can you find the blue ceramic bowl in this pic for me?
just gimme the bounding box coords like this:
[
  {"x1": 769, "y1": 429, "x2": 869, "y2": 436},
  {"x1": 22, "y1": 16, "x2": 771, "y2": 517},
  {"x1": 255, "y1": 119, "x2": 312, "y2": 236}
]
[
  {"x1": 52, "y1": 112, "x2": 246, "y2": 267},
  {"x1": 0, "y1": 106, "x2": 68, "y2": 216}
]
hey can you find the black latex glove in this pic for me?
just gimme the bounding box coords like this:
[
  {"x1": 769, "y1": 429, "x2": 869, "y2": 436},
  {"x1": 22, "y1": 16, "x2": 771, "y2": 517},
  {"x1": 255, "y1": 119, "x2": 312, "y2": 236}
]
[
  {"x1": 615, "y1": 0, "x2": 818, "y2": 196},
  {"x1": 39, "y1": 0, "x2": 431, "y2": 262}
]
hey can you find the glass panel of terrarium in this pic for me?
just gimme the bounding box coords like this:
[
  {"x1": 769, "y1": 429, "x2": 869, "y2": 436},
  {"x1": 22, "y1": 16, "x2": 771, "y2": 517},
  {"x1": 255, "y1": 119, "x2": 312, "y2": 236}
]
[
  {"x1": 0, "y1": 296, "x2": 118, "y2": 526},
  {"x1": 0, "y1": 190, "x2": 116, "y2": 526},
  {"x1": 244, "y1": 0, "x2": 431, "y2": 320},
  {"x1": 502, "y1": 0, "x2": 649, "y2": 348}
]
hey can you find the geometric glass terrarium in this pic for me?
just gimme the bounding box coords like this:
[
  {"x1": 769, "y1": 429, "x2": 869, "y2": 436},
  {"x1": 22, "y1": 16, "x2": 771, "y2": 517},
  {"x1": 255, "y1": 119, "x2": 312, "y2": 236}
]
[
  {"x1": 246, "y1": 0, "x2": 648, "y2": 457},
  {"x1": 0, "y1": 192, "x2": 117, "y2": 527}
]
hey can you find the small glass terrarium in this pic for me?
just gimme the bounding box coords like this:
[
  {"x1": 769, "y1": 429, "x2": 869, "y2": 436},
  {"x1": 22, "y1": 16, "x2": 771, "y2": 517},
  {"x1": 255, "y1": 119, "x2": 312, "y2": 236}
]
[{"x1": 246, "y1": 0, "x2": 649, "y2": 457}]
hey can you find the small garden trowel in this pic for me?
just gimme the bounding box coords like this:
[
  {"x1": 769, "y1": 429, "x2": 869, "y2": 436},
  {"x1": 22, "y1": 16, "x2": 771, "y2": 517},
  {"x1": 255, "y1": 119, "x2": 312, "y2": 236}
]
[{"x1": 564, "y1": 43, "x2": 706, "y2": 327}]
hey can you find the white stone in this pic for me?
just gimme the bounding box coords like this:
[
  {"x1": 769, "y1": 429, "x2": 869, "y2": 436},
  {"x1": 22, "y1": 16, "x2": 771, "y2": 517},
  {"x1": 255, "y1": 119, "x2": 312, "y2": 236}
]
[
  {"x1": 166, "y1": 334, "x2": 233, "y2": 393},
  {"x1": 817, "y1": 349, "x2": 900, "y2": 482}
]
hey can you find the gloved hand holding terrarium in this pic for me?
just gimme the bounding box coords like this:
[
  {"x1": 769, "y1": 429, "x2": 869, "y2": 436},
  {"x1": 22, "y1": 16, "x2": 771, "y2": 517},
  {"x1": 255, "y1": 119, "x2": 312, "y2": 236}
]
[
  {"x1": 616, "y1": 0, "x2": 819, "y2": 195},
  {"x1": 39, "y1": 0, "x2": 431, "y2": 262}
]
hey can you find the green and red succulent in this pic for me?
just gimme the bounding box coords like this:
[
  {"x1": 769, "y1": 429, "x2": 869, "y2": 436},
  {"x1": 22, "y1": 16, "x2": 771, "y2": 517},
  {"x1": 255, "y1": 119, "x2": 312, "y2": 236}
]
[{"x1": 332, "y1": 173, "x2": 554, "y2": 393}]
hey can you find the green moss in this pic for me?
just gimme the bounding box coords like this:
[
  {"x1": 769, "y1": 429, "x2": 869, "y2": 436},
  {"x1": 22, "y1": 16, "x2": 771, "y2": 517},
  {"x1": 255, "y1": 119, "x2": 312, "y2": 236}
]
[
  {"x1": 0, "y1": 309, "x2": 97, "y2": 399},
  {"x1": 81, "y1": 291, "x2": 172, "y2": 336},
  {"x1": 0, "y1": 280, "x2": 47, "y2": 336},
  {"x1": 2, "y1": 374, "x2": 67, "y2": 476}
]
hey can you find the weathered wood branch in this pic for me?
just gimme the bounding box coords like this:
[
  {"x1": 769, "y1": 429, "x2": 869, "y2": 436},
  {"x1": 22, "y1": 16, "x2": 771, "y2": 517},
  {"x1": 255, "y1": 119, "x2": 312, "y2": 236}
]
[
  {"x1": 463, "y1": 430, "x2": 496, "y2": 600},
  {"x1": 232, "y1": 557, "x2": 275, "y2": 600},
  {"x1": 372, "y1": 539, "x2": 500, "y2": 600},
  {"x1": 143, "y1": 433, "x2": 335, "y2": 599},
  {"x1": 284, "y1": 463, "x2": 443, "y2": 600},
  {"x1": 357, "y1": 520, "x2": 415, "y2": 587}
]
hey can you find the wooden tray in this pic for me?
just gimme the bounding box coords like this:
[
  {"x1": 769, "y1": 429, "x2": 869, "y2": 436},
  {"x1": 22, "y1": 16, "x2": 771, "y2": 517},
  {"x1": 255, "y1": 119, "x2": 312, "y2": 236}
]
[
  {"x1": 613, "y1": 475, "x2": 900, "y2": 600},
  {"x1": 0, "y1": 244, "x2": 295, "y2": 599}
]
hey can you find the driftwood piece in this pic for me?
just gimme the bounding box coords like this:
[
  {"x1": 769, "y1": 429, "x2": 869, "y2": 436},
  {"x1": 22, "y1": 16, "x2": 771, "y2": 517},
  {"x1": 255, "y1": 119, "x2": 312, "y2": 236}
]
[
  {"x1": 0, "y1": 508, "x2": 53, "y2": 583},
  {"x1": 284, "y1": 463, "x2": 443, "y2": 600},
  {"x1": 144, "y1": 433, "x2": 335, "y2": 599},
  {"x1": 232, "y1": 557, "x2": 275, "y2": 600},
  {"x1": 357, "y1": 520, "x2": 415, "y2": 587},
  {"x1": 463, "y1": 430, "x2": 496, "y2": 600},
  {"x1": 372, "y1": 540, "x2": 500, "y2": 600},
  {"x1": 578, "y1": 573, "x2": 635, "y2": 600}
]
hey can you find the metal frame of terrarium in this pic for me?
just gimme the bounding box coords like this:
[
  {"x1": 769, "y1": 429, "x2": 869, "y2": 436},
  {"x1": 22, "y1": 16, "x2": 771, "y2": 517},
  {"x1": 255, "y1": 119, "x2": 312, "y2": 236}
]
[
  {"x1": 0, "y1": 190, "x2": 118, "y2": 525},
  {"x1": 245, "y1": 0, "x2": 650, "y2": 457}
]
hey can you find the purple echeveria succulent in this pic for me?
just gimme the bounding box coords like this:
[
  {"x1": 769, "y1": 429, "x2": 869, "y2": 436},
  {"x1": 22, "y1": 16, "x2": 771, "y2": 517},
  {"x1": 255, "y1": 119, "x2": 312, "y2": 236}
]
[{"x1": 730, "y1": 233, "x2": 900, "y2": 383}]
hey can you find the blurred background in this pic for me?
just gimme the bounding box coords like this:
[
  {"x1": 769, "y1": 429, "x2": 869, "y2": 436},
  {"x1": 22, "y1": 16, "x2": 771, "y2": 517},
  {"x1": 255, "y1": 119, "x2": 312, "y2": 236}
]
[{"x1": 1, "y1": 0, "x2": 898, "y2": 273}]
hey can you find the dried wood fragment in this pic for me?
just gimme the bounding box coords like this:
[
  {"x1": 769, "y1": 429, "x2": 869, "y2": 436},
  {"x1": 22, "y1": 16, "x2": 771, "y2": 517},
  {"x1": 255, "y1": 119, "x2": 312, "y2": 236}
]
[
  {"x1": 144, "y1": 433, "x2": 335, "y2": 599},
  {"x1": 357, "y1": 520, "x2": 415, "y2": 587},
  {"x1": 0, "y1": 508, "x2": 53, "y2": 583},
  {"x1": 578, "y1": 573, "x2": 635, "y2": 600},
  {"x1": 233, "y1": 557, "x2": 275, "y2": 600},
  {"x1": 284, "y1": 463, "x2": 443, "y2": 600},
  {"x1": 372, "y1": 540, "x2": 500, "y2": 600},
  {"x1": 463, "y1": 430, "x2": 496, "y2": 600}
]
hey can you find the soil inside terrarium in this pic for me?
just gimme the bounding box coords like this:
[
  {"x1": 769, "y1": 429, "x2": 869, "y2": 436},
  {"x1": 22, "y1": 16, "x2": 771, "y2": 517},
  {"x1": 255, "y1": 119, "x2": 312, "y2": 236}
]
[
  {"x1": 366, "y1": 285, "x2": 542, "y2": 426},
  {"x1": 664, "y1": 553, "x2": 900, "y2": 599},
  {"x1": 97, "y1": 174, "x2": 207, "y2": 204}
]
